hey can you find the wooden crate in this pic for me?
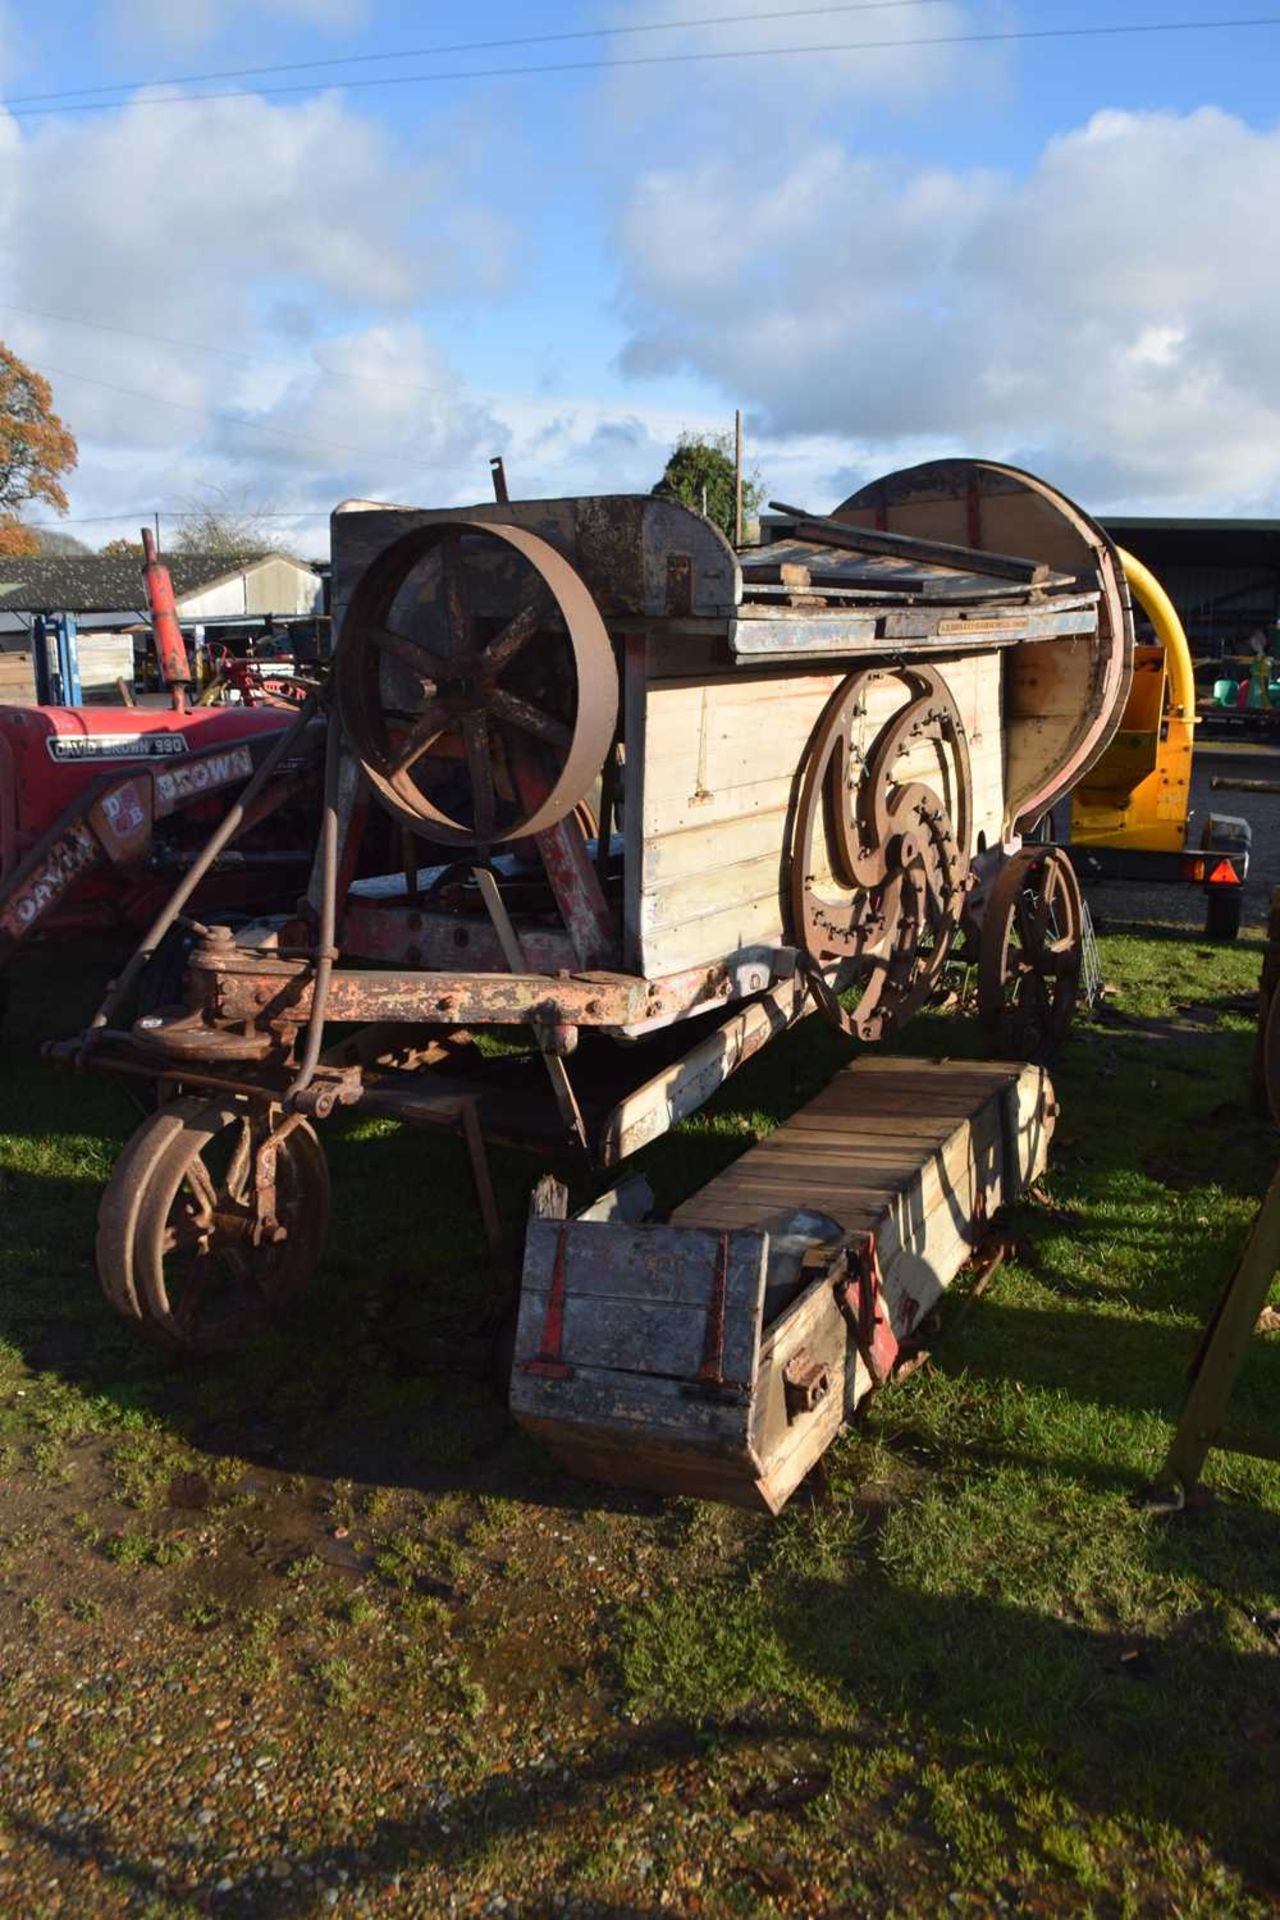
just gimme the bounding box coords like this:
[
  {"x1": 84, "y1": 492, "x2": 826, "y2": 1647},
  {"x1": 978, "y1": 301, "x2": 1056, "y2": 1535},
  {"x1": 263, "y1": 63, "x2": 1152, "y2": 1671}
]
[{"x1": 510, "y1": 1056, "x2": 1055, "y2": 1511}]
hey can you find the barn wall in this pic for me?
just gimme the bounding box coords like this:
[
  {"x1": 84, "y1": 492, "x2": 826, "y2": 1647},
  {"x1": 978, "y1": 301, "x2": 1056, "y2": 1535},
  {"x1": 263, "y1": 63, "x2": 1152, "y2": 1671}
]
[
  {"x1": 242, "y1": 557, "x2": 322, "y2": 616},
  {"x1": 179, "y1": 559, "x2": 320, "y2": 620}
]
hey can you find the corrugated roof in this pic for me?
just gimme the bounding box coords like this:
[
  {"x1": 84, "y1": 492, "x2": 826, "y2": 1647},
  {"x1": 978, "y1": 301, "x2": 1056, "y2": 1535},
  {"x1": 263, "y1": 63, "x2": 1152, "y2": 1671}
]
[
  {"x1": 0, "y1": 549, "x2": 309, "y2": 614},
  {"x1": 1102, "y1": 516, "x2": 1280, "y2": 533}
]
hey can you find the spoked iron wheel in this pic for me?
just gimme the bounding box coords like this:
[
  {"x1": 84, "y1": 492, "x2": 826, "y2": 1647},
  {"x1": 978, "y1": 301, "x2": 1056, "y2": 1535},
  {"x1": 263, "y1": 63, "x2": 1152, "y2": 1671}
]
[
  {"x1": 96, "y1": 1097, "x2": 329, "y2": 1354},
  {"x1": 790, "y1": 664, "x2": 972, "y2": 1041},
  {"x1": 335, "y1": 518, "x2": 617, "y2": 847},
  {"x1": 978, "y1": 845, "x2": 1083, "y2": 1061}
]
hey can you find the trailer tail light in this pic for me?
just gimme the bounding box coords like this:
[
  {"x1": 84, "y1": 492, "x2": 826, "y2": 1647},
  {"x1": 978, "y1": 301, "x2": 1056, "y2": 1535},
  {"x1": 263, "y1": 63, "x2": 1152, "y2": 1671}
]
[
  {"x1": 1182, "y1": 856, "x2": 1206, "y2": 882},
  {"x1": 1207, "y1": 859, "x2": 1241, "y2": 885}
]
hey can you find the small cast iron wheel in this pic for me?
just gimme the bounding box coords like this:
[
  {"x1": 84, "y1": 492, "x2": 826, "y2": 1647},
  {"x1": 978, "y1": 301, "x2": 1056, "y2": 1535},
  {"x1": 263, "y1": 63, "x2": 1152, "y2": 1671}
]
[
  {"x1": 978, "y1": 846, "x2": 1083, "y2": 1060},
  {"x1": 95, "y1": 1097, "x2": 329, "y2": 1353},
  {"x1": 789, "y1": 664, "x2": 972, "y2": 1041},
  {"x1": 335, "y1": 518, "x2": 618, "y2": 846}
]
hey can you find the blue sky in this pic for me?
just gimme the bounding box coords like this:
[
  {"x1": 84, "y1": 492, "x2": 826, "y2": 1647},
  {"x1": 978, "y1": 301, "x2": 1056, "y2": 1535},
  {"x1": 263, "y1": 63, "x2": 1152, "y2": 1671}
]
[{"x1": 1, "y1": 1, "x2": 1278, "y2": 552}]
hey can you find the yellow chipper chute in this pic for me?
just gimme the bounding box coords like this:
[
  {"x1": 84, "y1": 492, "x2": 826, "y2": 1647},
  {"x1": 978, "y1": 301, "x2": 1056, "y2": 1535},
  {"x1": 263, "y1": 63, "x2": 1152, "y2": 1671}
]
[{"x1": 1068, "y1": 548, "x2": 1250, "y2": 940}]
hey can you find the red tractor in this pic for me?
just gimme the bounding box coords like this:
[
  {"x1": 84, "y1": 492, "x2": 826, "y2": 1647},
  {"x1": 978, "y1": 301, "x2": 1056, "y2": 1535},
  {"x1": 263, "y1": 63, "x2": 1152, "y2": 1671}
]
[{"x1": 0, "y1": 533, "x2": 323, "y2": 992}]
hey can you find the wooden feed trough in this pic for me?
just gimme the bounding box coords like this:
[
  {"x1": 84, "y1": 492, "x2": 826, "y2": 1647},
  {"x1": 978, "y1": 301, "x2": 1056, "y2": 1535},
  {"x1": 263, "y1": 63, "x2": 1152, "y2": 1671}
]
[
  {"x1": 513, "y1": 1056, "x2": 1055, "y2": 1511},
  {"x1": 62, "y1": 457, "x2": 1130, "y2": 1359}
]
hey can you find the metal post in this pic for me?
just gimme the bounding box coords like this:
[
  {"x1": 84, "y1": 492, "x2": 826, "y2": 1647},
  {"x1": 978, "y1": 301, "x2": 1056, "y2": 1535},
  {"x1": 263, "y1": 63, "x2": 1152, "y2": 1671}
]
[
  {"x1": 57, "y1": 614, "x2": 81, "y2": 706},
  {"x1": 1157, "y1": 1160, "x2": 1280, "y2": 1497},
  {"x1": 734, "y1": 408, "x2": 743, "y2": 548},
  {"x1": 1252, "y1": 885, "x2": 1280, "y2": 1112},
  {"x1": 32, "y1": 616, "x2": 53, "y2": 706}
]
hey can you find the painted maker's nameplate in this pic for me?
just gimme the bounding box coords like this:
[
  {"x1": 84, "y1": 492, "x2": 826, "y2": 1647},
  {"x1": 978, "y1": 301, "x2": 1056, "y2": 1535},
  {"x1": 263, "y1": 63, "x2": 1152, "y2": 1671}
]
[{"x1": 46, "y1": 733, "x2": 189, "y2": 763}]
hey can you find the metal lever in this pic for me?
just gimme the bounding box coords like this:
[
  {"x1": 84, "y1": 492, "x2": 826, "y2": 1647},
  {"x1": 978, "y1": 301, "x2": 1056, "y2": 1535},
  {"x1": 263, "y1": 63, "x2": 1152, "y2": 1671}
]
[{"x1": 472, "y1": 866, "x2": 589, "y2": 1153}]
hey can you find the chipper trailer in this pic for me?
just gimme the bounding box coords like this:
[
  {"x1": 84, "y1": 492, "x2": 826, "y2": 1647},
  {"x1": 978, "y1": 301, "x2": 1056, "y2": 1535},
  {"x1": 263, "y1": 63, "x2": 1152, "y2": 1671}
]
[{"x1": 51, "y1": 460, "x2": 1133, "y2": 1506}]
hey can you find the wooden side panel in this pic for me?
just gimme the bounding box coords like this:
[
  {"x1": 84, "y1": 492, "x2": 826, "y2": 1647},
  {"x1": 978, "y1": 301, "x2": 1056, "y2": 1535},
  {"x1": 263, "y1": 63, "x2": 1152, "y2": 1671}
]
[
  {"x1": 513, "y1": 1220, "x2": 765, "y2": 1390},
  {"x1": 632, "y1": 651, "x2": 1005, "y2": 977},
  {"x1": 749, "y1": 1271, "x2": 848, "y2": 1513}
]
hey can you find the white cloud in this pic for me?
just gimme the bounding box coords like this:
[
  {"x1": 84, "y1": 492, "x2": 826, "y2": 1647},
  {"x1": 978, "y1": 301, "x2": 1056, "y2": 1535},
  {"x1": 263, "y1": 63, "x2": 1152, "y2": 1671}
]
[
  {"x1": 0, "y1": 84, "x2": 523, "y2": 545},
  {"x1": 613, "y1": 106, "x2": 1280, "y2": 511},
  {"x1": 589, "y1": 0, "x2": 989, "y2": 146},
  {"x1": 112, "y1": 0, "x2": 366, "y2": 52}
]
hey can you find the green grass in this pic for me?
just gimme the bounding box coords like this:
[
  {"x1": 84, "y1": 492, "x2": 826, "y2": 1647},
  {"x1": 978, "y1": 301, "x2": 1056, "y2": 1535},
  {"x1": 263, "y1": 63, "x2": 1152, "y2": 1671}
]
[{"x1": 0, "y1": 930, "x2": 1278, "y2": 1913}]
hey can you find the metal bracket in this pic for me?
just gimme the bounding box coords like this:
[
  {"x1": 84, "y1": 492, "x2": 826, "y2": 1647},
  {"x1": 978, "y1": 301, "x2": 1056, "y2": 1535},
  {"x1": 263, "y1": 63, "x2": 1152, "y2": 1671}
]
[
  {"x1": 783, "y1": 1348, "x2": 832, "y2": 1421},
  {"x1": 839, "y1": 1233, "x2": 900, "y2": 1385},
  {"x1": 524, "y1": 1221, "x2": 574, "y2": 1379}
]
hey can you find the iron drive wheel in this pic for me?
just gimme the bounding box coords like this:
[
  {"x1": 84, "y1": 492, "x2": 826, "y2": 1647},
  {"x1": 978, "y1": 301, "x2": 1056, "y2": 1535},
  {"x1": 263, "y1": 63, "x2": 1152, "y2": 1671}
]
[
  {"x1": 335, "y1": 519, "x2": 617, "y2": 847},
  {"x1": 978, "y1": 845, "x2": 1083, "y2": 1061},
  {"x1": 95, "y1": 1096, "x2": 329, "y2": 1354},
  {"x1": 789, "y1": 664, "x2": 972, "y2": 1041}
]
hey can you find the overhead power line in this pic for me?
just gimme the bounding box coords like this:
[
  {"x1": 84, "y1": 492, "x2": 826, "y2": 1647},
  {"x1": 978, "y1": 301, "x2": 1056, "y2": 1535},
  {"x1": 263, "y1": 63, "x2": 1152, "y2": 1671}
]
[
  {"x1": 0, "y1": 300, "x2": 731, "y2": 435},
  {"x1": 1, "y1": 1, "x2": 949, "y2": 107},
  {"x1": 23, "y1": 509, "x2": 341, "y2": 524},
  {"x1": 0, "y1": 300, "x2": 495, "y2": 406},
  {"x1": 4, "y1": 16, "x2": 1280, "y2": 120}
]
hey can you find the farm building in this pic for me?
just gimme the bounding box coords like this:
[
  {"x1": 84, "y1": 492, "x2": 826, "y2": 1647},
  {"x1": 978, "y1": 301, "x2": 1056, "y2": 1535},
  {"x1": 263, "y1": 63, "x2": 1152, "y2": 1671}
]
[
  {"x1": 1101, "y1": 514, "x2": 1280, "y2": 657},
  {"x1": 0, "y1": 548, "x2": 322, "y2": 704}
]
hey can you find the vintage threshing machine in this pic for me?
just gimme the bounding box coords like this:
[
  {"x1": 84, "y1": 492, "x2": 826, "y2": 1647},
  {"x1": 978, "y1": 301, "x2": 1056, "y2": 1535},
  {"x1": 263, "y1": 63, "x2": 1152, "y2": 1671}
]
[{"x1": 56, "y1": 459, "x2": 1132, "y2": 1491}]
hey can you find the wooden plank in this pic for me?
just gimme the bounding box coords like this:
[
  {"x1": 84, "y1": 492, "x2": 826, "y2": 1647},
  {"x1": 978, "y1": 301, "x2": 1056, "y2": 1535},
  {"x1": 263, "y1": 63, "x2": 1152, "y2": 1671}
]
[
  {"x1": 600, "y1": 977, "x2": 808, "y2": 1165},
  {"x1": 671, "y1": 1060, "x2": 1041, "y2": 1239},
  {"x1": 770, "y1": 505, "x2": 1052, "y2": 583},
  {"x1": 621, "y1": 633, "x2": 648, "y2": 973},
  {"x1": 750, "y1": 1269, "x2": 848, "y2": 1511},
  {"x1": 515, "y1": 1221, "x2": 766, "y2": 1390},
  {"x1": 514, "y1": 1370, "x2": 748, "y2": 1454}
]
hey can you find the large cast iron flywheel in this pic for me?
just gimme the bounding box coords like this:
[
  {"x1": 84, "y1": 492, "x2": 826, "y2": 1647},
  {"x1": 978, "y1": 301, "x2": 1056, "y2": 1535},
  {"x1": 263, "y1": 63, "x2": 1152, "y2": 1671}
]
[
  {"x1": 790, "y1": 664, "x2": 972, "y2": 1041},
  {"x1": 336, "y1": 519, "x2": 618, "y2": 846}
]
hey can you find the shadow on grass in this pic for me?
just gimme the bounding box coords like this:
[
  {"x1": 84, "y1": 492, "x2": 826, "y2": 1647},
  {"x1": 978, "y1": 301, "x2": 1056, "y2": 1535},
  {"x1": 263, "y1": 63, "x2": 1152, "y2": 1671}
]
[
  {"x1": 1, "y1": 934, "x2": 1275, "y2": 1505},
  {"x1": 13, "y1": 1566, "x2": 1280, "y2": 1914}
]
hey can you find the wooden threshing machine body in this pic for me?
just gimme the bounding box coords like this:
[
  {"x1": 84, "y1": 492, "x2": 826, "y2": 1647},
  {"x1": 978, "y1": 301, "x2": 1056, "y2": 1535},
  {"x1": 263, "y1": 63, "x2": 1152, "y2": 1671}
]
[{"x1": 67, "y1": 458, "x2": 1132, "y2": 1358}]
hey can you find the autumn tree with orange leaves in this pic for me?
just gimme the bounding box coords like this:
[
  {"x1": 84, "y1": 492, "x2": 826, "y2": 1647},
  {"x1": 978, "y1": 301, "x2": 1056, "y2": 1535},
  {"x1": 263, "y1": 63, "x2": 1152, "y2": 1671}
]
[{"x1": 0, "y1": 344, "x2": 78, "y2": 557}]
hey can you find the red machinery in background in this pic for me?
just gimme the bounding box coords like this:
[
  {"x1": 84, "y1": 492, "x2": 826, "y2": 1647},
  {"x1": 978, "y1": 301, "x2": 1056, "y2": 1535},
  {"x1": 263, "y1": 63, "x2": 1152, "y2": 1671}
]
[{"x1": 0, "y1": 531, "x2": 323, "y2": 977}]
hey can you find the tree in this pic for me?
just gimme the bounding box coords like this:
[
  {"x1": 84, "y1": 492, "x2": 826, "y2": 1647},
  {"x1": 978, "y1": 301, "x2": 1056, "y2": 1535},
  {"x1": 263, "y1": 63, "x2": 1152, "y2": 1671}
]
[
  {"x1": 170, "y1": 486, "x2": 273, "y2": 558},
  {"x1": 100, "y1": 537, "x2": 145, "y2": 559},
  {"x1": 0, "y1": 343, "x2": 78, "y2": 558},
  {"x1": 651, "y1": 430, "x2": 764, "y2": 544},
  {"x1": 31, "y1": 529, "x2": 88, "y2": 556}
]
